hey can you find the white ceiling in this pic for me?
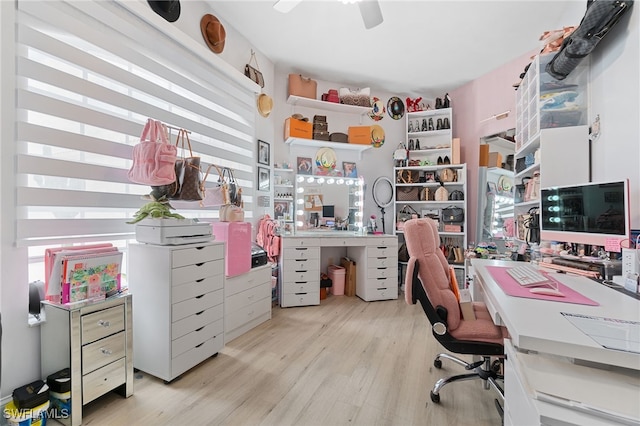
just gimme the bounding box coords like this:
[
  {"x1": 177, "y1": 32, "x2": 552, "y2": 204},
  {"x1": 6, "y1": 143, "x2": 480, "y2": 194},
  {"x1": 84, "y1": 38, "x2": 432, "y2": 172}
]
[{"x1": 210, "y1": 0, "x2": 586, "y2": 98}]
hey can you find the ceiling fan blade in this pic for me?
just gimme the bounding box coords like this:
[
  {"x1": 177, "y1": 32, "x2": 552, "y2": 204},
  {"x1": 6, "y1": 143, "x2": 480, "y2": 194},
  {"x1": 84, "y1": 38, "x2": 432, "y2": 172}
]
[
  {"x1": 273, "y1": 0, "x2": 302, "y2": 13},
  {"x1": 358, "y1": 0, "x2": 383, "y2": 29}
]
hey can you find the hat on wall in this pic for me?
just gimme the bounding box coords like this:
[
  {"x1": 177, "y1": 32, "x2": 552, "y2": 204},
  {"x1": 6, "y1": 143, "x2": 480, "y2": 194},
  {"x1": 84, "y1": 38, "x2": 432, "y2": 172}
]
[
  {"x1": 200, "y1": 14, "x2": 226, "y2": 54},
  {"x1": 257, "y1": 94, "x2": 273, "y2": 118},
  {"x1": 147, "y1": 0, "x2": 181, "y2": 23}
]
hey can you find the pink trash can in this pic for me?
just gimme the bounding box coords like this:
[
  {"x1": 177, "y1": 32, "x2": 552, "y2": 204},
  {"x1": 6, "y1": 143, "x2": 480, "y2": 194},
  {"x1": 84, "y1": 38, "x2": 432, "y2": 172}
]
[{"x1": 328, "y1": 265, "x2": 346, "y2": 296}]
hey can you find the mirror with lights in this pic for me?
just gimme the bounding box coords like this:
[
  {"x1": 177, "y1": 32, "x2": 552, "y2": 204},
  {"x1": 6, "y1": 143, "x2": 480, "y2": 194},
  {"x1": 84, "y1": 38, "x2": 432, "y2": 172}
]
[
  {"x1": 293, "y1": 175, "x2": 364, "y2": 234},
  {"x1": 478, "y1": 129, "x2": 516, "y2": 244}
]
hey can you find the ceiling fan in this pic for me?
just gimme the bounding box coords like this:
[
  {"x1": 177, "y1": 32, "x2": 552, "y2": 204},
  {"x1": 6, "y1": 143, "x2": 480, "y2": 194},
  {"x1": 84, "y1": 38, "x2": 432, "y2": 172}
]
[{"x1": 273, "y1": 0, "x2": 383, "y2": 29}]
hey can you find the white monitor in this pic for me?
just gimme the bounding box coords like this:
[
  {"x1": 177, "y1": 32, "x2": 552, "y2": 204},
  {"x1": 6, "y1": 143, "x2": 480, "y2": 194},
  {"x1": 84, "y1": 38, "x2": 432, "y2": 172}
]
[{"x1": 540, "y1": 179, "x2": 630, "y2": 248}]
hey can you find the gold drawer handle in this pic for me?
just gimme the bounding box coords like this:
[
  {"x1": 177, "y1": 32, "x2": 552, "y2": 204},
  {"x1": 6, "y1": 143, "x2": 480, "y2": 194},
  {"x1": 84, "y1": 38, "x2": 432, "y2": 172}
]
[
  {"x1": 100, "y1": 348, "x2": 113, "y2": 355},
  {"x1": 98, "y1": 320, "x2": 111, "y2": 328}
]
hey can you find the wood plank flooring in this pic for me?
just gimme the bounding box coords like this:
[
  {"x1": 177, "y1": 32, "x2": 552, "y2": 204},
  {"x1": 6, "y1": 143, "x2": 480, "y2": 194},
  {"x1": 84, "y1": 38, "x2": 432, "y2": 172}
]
[{"x1": 82, "y1": 295, "x2": 503, "y2": 425}]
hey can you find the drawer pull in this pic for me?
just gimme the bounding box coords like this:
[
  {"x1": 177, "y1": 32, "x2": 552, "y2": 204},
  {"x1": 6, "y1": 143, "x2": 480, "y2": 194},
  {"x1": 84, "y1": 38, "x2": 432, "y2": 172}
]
[
  {"x1": 195, "y1": 262, "x2": 204, "y2": 267},
  {"x1": 97, "y1": 320, "x2": 111, "y2": 328},
  {"x1": 195, "y1": 294, "x2": 205, "y2": 299},
  {"x1": 195, "y1": 310, "x2": 205, "y2": 315},
  {"x1": 295, "y1": 247, "x2": 308, "y2": 251},
  {"x1": 100, "y1": 348, "x2": 113, "y2": 355},
  {"x1": 196, "y1": 326, "x2": 204, "y2": 332},
  {"x1": 196, "y1": 278, "x2": 204, "y2": 283},
  {"x1": 195, "y1": 342, "x2": 204, "y2": 348},
  {"x1": 195, "y1": 246, "x2": 206, "y2": 250}
]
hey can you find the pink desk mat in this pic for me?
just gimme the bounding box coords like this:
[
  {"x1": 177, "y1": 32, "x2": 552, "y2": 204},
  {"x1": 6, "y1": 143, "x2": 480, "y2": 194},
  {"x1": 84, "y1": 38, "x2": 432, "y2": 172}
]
[{"x1": 486, "y1": 266, "x2": 599, "y2": 306}]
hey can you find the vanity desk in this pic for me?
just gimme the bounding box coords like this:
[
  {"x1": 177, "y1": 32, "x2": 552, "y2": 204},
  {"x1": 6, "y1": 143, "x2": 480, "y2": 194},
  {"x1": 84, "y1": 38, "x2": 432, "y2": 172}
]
[{"x1": 279, "y1": 232, "x2": 398, "y2": 307}]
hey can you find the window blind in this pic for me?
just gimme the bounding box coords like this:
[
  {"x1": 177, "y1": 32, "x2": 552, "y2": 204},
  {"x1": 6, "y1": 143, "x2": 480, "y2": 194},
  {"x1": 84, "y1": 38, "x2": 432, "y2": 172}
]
[{"x1": 16, "y1": 0, "x2": 257, "y2": 250}]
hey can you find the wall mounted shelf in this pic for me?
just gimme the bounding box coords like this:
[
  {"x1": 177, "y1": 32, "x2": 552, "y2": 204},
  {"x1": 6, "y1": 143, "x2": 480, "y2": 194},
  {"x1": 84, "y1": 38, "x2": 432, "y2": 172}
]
[
  {"x1": 286, "y1": 95, "x2": 370, "y2": 115},
  {"x1": 284, "y1": 137, "x2": 372, "y2": 159}
]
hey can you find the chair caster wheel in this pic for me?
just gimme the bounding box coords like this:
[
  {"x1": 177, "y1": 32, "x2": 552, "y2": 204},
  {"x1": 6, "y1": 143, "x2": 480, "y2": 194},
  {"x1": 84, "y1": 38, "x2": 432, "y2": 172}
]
[
  {"x1": 434, "y1": 359, "x2": 442, "y2": 369},
  {"x1": 430, "y1": 391, "x2": 440, "y2": 403}
]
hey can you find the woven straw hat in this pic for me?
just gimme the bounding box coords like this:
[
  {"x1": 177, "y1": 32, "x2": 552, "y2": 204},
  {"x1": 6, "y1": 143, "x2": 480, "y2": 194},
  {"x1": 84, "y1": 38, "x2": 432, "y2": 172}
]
[{"x1": 257, "y1": 94, "x2": 273, "y2": 118}]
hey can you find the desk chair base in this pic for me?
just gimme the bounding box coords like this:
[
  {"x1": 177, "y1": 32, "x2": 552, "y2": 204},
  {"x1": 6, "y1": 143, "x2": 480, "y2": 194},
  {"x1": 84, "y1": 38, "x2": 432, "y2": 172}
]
[{"x1": 430, "y1": 353, "x2": 504, "y2": 404}]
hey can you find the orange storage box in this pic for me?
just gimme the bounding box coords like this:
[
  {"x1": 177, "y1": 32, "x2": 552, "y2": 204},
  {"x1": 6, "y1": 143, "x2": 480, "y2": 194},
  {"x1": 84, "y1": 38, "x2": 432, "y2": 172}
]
[
  {"x1": 348, "y1": 126, "x2": 371, "y2": 145},
  {"x1": 284, "y1": 117, "x2": 313, "y2": 139}
]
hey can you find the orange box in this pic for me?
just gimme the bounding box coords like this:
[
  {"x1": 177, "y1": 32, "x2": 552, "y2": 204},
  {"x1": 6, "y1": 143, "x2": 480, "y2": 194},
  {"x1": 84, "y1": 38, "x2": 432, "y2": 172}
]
[
  {"x1": 348, "y1": 126, "x2": 371, "y2": 144},
  {"x1": 451, "y1": 138, "x2": 461, "y2": 164},
  {"x1": 284, "y1": 117, "x2": 313, "y2": 139},
  {"x1": 479, "y1": 144, "x2": 489, "y2": 166}
]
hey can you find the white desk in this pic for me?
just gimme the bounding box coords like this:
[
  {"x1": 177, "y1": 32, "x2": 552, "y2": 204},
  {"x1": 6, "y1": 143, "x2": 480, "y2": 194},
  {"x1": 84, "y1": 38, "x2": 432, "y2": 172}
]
[{"x1": 472, "y1": 259, "x2": 640, "y2": 425}]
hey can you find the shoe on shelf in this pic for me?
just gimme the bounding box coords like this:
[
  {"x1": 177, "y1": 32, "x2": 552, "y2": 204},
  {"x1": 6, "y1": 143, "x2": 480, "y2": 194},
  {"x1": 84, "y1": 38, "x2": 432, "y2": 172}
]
[
  {"x1": 436, "y1": 118, "x2": 443, "y2": 130},
  {"x1": 421, "y1": 119, "x2": 428, "y2": 131},
  {"x1": 415, "y1": 139, "x2": 421, "y2": 150},
  {"x1": 437, "y1": 156, "x2": 443, "y2": 165},
  {"x1": 443, "y1": 155, "x2": 450, "y2": 165},
  {"x1": 443, "y1": 117, "x2": 450, "y2": 129},
  {"x1": 443, "y1": 93, "x2": 451, "y2": 108},
  {"x1": 435, "y1": 98, "x2": 443, "y2": 109},
  {"x1": 428, "y1": 118, "x2": 435, "y2": 131}
]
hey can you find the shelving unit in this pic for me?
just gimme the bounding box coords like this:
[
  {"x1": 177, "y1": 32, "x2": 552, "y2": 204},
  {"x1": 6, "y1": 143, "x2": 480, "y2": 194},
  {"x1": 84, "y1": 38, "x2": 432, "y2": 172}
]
[
  {"x1": 513, "y1": 53, "x2": 590, "y2": 244},
  {"x1": 273, "y1": 168, "x2": 295, "y2": 234},
  {"x1": 405, "y1": 108, "x2": 453, "y2": 162}
]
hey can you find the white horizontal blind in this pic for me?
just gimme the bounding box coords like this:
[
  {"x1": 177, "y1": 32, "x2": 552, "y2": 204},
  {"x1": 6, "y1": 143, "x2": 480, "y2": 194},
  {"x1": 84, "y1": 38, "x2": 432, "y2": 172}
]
[{"x1": 16, "y1": 0, "x2": 256, "y2": 248}]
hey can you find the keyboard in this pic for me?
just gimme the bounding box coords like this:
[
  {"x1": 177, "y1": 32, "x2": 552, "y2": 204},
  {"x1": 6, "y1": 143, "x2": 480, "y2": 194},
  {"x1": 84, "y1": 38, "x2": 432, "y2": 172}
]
[{"x1": 506, "y1": 264, "x2": 551, "y2": 287}]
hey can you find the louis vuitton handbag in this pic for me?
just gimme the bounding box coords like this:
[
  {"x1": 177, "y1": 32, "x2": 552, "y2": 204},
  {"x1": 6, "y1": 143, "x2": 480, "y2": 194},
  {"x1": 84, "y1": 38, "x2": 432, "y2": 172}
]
[
  {"x1": 396, "y1": 186, "x2": 420, "y2": 201},
  {"x1": 244, "y1": 50, "x2": 264, "y2": 88}
]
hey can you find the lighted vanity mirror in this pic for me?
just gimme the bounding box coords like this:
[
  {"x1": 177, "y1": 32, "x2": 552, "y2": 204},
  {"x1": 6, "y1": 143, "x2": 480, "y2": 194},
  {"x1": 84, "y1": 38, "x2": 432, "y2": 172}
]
[{"x1": 294, "y1": 175, "x2": 364, "y2": 234}]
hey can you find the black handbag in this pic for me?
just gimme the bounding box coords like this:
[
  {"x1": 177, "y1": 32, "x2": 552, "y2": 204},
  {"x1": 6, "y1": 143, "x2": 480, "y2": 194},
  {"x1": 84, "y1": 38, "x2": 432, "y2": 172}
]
[
  {"x1": 525, "y1": 207, "x2": 541, "y2": 244},
  {"x1": 442, "y1": 206, "x2": 464, "y2": 223},
  {"x1": 546, "y1": 0, "x2": 633, "y2": 80},
  {"x1": 515, "y1": 157, "x2": 527, "y2": 173},
  {"x1": 449, "y1": 190, "x2": 464, "y2": 201}
]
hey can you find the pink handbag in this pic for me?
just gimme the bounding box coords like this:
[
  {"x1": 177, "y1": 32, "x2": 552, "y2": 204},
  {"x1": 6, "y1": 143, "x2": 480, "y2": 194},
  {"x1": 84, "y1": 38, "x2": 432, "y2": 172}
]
[
  {"x1": 128, "y1": 119, "x2": 177, "y2": 185},
  {"x1": 199, "y1": 164, "x2": 227, "y2": 207},
  {"x1": 219, "y1": 204, "x2": 244, "y2": 222}
]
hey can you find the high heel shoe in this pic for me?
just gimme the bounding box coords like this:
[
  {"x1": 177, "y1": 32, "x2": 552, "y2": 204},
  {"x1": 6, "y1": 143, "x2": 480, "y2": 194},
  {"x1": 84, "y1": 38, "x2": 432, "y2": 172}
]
[
  {"x1": 443, "y1": 117, "x2": 450, "y2": 129},
  {"x1": 435, "y1": 98, "x2": 443, "y2": 109},
  {"x1": 415, "y1": 139, "x2": 421, "y2": 150},
  {"x1": 443, "y1": 93, "x2": 451, "y2": 109},
  {"x1": 436, "y1": 118, "x2": 443, "y2": 130},
  {"x1": 408, "y1": 139, "x2": 415, "y2": 151},
  {"x1": 443, "y1": 155, "x2": 450, "y2": 165},
  {"x1": 428, "y1": 118, "x2": 434, "y2": 131},
  {"x1": 421, "y1": 119, "x2": 428, "y2": 132},
  {"x1": 437, "y1": 156, "x2": 443, "y2": 165},
  {"x1": 408, "y1": 121, "x2": 414, "y2": 132}
]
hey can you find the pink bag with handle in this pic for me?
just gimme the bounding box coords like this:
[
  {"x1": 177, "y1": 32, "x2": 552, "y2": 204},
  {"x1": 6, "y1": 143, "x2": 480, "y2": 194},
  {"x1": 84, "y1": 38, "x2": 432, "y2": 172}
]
[{"x1": 128, "y1": 119, "x2": 177, "y2": 185}]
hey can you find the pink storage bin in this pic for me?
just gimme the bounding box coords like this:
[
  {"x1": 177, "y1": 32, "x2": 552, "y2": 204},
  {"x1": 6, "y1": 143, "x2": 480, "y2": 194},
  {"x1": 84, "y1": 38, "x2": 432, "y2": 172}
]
[
  {"x1": 328, "y1": 265, "x2": 346, "y2": 296},
  {"x1": 211, "y1": 221, "x2": 251, "y2": 277}
]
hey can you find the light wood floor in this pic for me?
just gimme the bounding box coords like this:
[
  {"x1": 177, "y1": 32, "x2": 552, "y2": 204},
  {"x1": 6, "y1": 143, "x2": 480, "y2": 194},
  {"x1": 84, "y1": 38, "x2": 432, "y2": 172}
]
[{"x1": 83, "y1": 295, "x2": 503, "y2": 426}]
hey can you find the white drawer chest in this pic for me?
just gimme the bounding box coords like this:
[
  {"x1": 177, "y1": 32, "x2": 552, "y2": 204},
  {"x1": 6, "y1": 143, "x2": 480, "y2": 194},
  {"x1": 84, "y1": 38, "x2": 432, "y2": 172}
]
[
  {"x1": 128, "y1": 241, "x2": 225, "y2": 383},
  {"x1": 41, "y1": 294, "x2": 133, "y2": 426},
  {"x1": 224, "y1": 264, "x2": 272, "y2": 342},
  {"x1": 279, "y1": 234, "x2": 398, "y2": 306}
]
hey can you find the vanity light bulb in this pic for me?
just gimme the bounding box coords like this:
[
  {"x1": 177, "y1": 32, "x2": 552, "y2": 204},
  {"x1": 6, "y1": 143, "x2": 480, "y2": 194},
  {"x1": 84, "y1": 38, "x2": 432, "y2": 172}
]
[
  {"x1": 355, "y1": 221, "x2": 362, "y2": 228},
  {"x1": 297, "y1": 176, "x2": 304, "y2": 183},
  {"x1": 296, "y1": 198, "x2": 304, "y2": 204},
  {"x1": 355, "y1": 212, "x2": 362, "y2": 217},
  {"x1": 337, "y1": 179, "x2": 344, "y2": 185},
  {"x1": 307, "y1": 177, "x2": 314, "y2": 183},
  {"x1": 295, "y1": 220, "x2": 303, "y2": 227},
  {"x1": 354, "y1": 201, "x2": 361, "y2": 207},
  {"x1": 296, "y1": 187, "x2": 304, "y2": 193},
  {"x1": 296, "y1": 210, "x2": 304, "y2": 216},
  {"x1": 317, "y1": 177, "x2": 325, "y2": 184},
  {"x1": 346, "y1": 179, "x2": 353, "y2": 186},
  {"x1": 327, "y1": 178, "x2": 335, "y2": 184},
  {"x1": 354, "y1": 190, "x2": 361, "y2": 196}
]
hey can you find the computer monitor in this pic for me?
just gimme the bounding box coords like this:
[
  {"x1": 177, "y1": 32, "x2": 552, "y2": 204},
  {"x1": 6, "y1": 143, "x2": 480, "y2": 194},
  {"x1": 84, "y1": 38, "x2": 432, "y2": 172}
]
[
  {"x1": 322, "y1": 205, "x2": 335, "y2": 218},
  {"x1": 540, "y1": 179, "x2": 630, "y2": 248}
]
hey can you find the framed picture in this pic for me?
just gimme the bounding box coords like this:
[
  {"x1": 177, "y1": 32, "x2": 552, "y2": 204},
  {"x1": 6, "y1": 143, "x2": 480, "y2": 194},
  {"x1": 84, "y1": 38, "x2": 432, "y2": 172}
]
[
  {"x1": 342, "y1": 161, "x2": 358, "y2": 178},
  {"x1": 297, "y1": 156, "x2": 312, "y2": 175},
  {"x1": 258, "y1": 140, "x2": 270, "y2": 165},
  {"x1": 258, "y1": 166, "x2": 270, "y2": 191},
  {"x1": 274, "y1": 201, "x2": 289, "y2": 218}
]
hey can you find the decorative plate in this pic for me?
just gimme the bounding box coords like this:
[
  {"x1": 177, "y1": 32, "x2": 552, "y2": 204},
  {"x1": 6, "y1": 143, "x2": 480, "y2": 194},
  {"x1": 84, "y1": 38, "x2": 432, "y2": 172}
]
[
  {"x1": 387, "y1": 96, "x2": 405, "y2": 120},
  {"x1": 497, "y1": 175, "x2": 513, "y2": 193},
  {"x1": 370, "y1": 125, "x2": 385, "y2": 148},
  {"x1": 315, "y1": 147, "x2": 337, "y2": 173},
  {"x1": 368, "y1": 97, "x2": 385, "y2": 121}
]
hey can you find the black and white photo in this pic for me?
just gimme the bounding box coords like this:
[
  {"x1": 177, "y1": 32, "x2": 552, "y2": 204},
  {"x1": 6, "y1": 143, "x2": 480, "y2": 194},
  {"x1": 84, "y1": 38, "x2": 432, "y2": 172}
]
[{"x1": 258, "y1": 140, "x2": 270, "y2": 165}]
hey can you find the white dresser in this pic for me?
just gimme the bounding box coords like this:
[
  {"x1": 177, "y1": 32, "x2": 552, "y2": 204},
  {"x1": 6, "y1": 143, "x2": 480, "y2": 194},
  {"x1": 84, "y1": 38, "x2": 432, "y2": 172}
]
[
  {"x1": 279, "y1": 234, "x2": 398, "y2": 306},
  {"x1": 41, "y1": 294, "x2": 133, "y2": 426},
  {"x1": 279, "y1": 237, "x2": 321, "y2": 307},
  {"x1": 127, "y1": 241, "x2": 225, "y2": 383},
  {"x1": 224, "y1": 264, "x2": 272, "y2": 342},
  {"x1": 351, "y1": 236, "x2": 398, "y2": 301}
]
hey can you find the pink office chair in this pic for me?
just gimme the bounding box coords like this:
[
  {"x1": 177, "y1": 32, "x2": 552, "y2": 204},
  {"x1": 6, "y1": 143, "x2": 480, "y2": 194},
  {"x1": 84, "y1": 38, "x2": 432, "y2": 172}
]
[{"x1": 403, "y1": 218, "x2": 507, "y2": 406}]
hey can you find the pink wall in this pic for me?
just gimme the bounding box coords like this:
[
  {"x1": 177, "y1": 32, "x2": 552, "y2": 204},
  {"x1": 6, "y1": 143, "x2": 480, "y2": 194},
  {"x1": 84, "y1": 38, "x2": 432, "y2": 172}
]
[{"x1": 450, "y1": 50, "x2": 537, "y2": 243}]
